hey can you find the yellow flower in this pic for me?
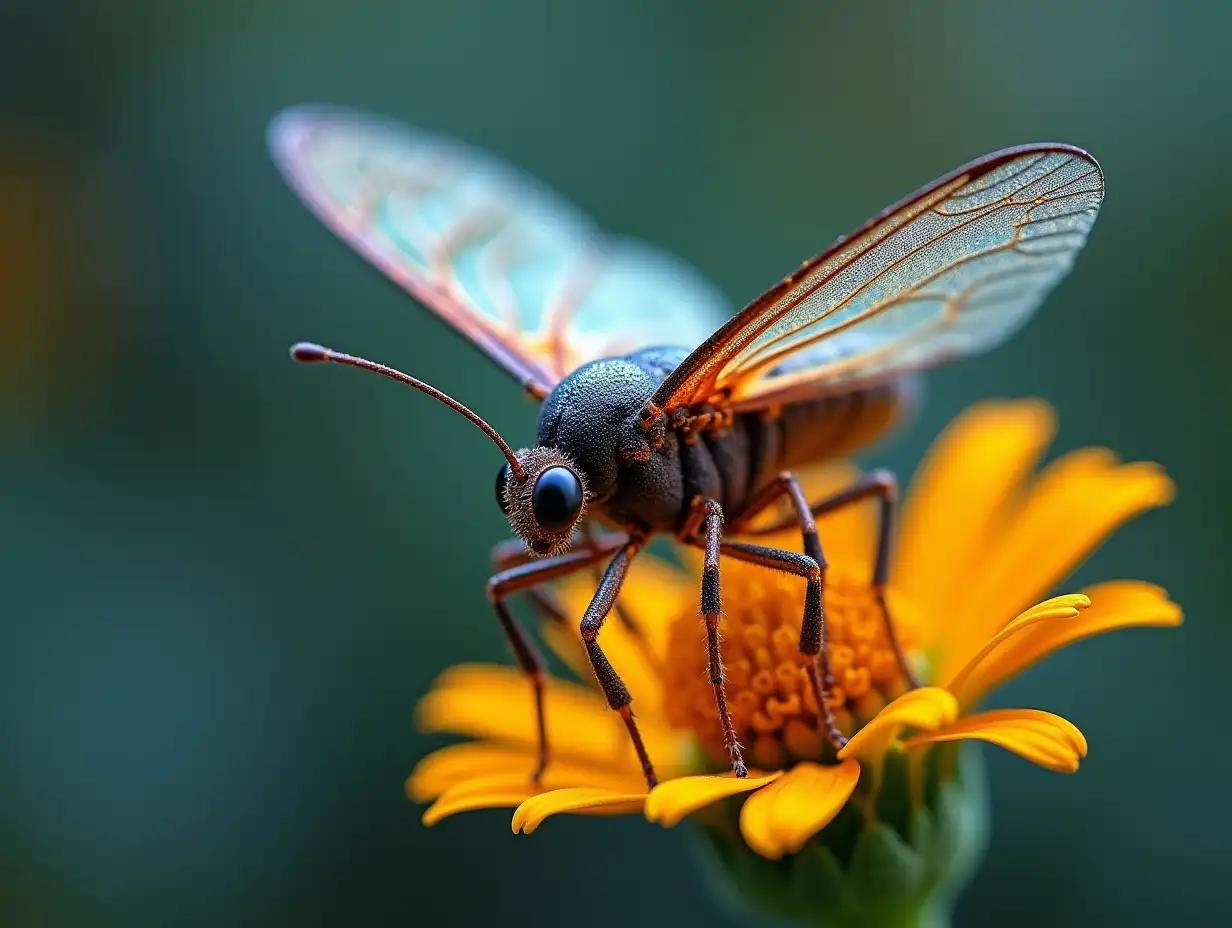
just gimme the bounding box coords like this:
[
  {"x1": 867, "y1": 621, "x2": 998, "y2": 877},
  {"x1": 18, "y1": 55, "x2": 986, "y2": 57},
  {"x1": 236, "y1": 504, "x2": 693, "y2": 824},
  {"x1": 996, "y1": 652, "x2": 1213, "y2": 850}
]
[{"x1": 408, "y1": 399, "x2": 1180, "y2": 863}]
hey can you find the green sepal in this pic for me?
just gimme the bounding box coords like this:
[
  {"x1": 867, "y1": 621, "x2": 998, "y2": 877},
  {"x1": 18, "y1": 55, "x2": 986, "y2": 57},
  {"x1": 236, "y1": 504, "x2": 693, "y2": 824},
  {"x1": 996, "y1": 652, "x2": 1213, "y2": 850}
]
[{"x1": 689, "y1": 747, "x2": 989, "y2": 928}]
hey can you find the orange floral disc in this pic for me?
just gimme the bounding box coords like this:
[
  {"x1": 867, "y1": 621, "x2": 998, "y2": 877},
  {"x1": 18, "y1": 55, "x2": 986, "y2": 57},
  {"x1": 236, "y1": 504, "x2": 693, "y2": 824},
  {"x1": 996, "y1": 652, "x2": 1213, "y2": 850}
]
[{"x1": 660, "y1": 559, "x2": 920, "y2": 771}]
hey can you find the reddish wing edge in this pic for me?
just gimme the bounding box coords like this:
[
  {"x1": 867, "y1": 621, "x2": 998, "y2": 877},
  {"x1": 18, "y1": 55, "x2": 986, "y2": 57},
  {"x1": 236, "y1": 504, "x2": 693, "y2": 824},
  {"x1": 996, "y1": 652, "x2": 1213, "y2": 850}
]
[
  {"x1": 649, "y1": 142, "x2": 1104, "y2": 414},
  {"x1": 268, "y1": 108, "x2": 560, "y2": 399}
]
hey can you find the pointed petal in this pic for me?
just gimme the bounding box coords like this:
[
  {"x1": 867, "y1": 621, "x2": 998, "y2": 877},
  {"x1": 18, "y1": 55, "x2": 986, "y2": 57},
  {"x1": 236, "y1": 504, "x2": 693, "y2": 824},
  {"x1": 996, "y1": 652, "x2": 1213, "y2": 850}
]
[
  {"x1": 512, "y1": 788, "x2": 647, "y2": 833},
  {"x1": 422, "y1": 775, "x2": 541, "y2": 826},
  {"x1": 414, "y1": 663, "x2": 679, "y2": 773},
  {"x1": 938, "y1": 451, "x2": 1174, "y2": 682},
  {"x1": 904, "y1": 709, "x2": 1087, "y2": 774},
  {"x1": 944, "y1": 594, "x2": 1090, "y2": 699},
  {"x1": 739, "y1": 759, "x2": 861, "y2": 859},
  {"x1": 940, "y1": 708, "x2": 1088, "y2": 756},
  {"x1": 952, "y1": 582, "x2": 1182, "y2": 703},
  {"x1": 407, "y1": 742, "x2": 647, "y2": 803},
  {"x1": 408, "y1": 743, "x2": 541, "y2": 803},
  {"x1": 895, "y1": 399, "x2": 1057, "y2": 649},
  {"x1": 838, "y1": 687, "x2": 958, "y2": 761},
  {"x1": 644, "y1": 772, "x2": 782, "y2": 827}
]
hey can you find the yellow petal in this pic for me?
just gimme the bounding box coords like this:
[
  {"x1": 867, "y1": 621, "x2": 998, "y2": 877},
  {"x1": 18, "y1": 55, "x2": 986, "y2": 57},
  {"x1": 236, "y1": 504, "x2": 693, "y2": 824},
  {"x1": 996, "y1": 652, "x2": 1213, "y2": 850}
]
[
  {"x1": 739, "y1": 462, "x2": 856, "y2": 533},
  {"x1": 895, "y1": 399, "x2": 1057, "y2": 649},
  {"x1": 422, "y1": 775, "x2": 541, "y2": 826},
  {"x1": 408, "y1": 743, "x2": 540, "y2": 803},
  {"x1": 555, "y1": 563, "x2": 604, "y2": 621},
  {"x1": 540, "y1": 610, "x2": 665, "y2": 716},
  {"x1": 738, "y1": 759, "x2": 861, "y2": 859},
  {"x1": 945, "y1": 594, "x2": 1091, "y2": 700},
  {"x1": 940, "y1": 708, "x2": 1088, "y2": 756},
  {"x1": 675, "y1": 540, "x2": 704, "y2": 577},
  {"x1": 694, "y1": 462, "x2": 875, "y2": 571},
  {"x1": 904, "y1": 709, "x2": 1086, "y2": 774},
  {"x1": 414, "y1": 663, "x2": 680, "y2": 774},
  {"x1": 512, "y1": 788, "x2": 647, "y2": 833},
  {"x1": 838, "y1": 687, "x2": 958, "y2": 761},
  {"x1": 737, "y1": 462, "x2": 875, "y2": 573},
  {"x1": 554, "y1": 550, "x2": 692, "y2": 669},
  {"x1": 406, "y1": 742, "x2": 647, "y2": 803},
  {"x1": 798, "y1": 463, "x2": 876, "y2": 566},
  {"x1": 644, "y1": 772, "x2": 782, "y2": 827},
  {"x1": 938, "y1": 451, "x2": 1174, "y2": 682},
  {"x1": 952, "y1": 582, "x2": 1182, "y2": 703},
  {"x1": 536, "y1": 621, "x2": 593, "y2": 687},
  {"x1": 546, "y1": 550, "x2": 690, "y2": 712}
]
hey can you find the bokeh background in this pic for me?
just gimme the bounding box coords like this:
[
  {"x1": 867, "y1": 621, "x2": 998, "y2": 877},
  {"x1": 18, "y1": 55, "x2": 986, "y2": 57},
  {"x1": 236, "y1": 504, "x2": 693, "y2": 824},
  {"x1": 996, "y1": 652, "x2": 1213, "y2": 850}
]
[{"x1": 3, "y1": 2, "x2": 1228, "y2": 925}]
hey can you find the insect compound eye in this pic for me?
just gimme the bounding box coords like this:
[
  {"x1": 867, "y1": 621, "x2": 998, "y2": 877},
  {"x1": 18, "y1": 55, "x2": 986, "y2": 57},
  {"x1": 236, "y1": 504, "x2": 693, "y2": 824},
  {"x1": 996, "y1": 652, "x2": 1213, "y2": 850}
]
[
  {"x1": 531, "y1": 466, "x2": 583, "y2": 532},
  {"x1": 495, "y1": 462, "x2": 513, "y2": 515}
]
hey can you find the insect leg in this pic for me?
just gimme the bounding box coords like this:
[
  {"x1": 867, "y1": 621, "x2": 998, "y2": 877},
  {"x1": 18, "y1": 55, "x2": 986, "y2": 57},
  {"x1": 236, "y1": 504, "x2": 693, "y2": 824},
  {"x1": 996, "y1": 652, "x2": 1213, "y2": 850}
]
[
  {"x1": 489, "y1": 531, "x2": 628, "y2": 626},
  {"x1": 809, "y1": 470, "x2": 918, "y2": 689},
  {"x1": 578, "y1": 540, "x2": 659, "y2": 789},
  {"x1": 694, "y1": 499, "x2": 749, "y2": 778},
  {"x1": 488, "y1": 538, "x2": 574, "y2": 627},
  {"x1": 734, "y1": 469, "x2": 920, "y2": 690},
  {"x1": 490, "y1": 536, "x2": 535, "y2": 570},
  {"x1": 727, "y1": 471, "x2": 841, "y2": 745},
  {"x1": 581, "y1": 523, "x2": 646, "y2": 643},
  {"x1": 490, "y1": 527, "x2": 629, "y2": 571},
  {"x1": 694, "y1": 539, "x2": 848, "y2": 750},
  {"x1": 487, "y1": 538, "x2": 629, "y2": 782},
  {"x1": 729, "y1": 471, "x2": 825, "y2": 566}
]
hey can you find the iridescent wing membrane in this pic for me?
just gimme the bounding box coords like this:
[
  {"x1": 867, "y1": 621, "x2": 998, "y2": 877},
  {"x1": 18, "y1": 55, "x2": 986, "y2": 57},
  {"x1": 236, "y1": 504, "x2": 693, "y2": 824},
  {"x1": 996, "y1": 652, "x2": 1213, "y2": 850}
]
[
  {"x1": 269, "y1": 106, "x2": 731, "y2": 398},
  {"x1": 650, "y1": 145, "x2": 1104, "y2": 415}
]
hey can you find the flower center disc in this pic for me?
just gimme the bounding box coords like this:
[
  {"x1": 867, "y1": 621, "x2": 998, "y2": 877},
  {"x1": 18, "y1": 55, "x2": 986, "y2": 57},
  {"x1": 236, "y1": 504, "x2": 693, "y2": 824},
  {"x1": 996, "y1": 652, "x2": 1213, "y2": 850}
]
[{"x1": 661, "y1": 560, "x2": 920, "y2": 771}]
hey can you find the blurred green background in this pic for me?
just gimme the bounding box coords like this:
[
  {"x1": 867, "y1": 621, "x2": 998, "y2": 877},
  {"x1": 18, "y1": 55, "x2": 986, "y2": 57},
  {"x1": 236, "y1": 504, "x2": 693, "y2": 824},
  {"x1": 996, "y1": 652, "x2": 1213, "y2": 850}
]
[{"x1": 2, "y1": 2, "x2": 1228, "y2": 925}]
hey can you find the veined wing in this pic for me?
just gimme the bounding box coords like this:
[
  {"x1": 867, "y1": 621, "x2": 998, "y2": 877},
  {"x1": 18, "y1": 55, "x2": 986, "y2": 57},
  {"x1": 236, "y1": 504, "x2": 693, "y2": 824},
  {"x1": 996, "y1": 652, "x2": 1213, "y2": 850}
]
[
  {"x1": 269, "y1": 106, "x2": 731, "y2": 398},
  {"x1": 647, "y1": 145, "x2": 1103, "y2": 414}
]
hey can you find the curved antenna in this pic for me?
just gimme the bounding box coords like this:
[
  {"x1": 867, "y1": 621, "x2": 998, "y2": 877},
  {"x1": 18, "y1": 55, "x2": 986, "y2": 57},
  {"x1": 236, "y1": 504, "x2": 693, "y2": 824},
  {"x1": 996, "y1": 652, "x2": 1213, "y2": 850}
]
[{"x1": 290, "y1": 342, "x2": 527, "y2": 482}]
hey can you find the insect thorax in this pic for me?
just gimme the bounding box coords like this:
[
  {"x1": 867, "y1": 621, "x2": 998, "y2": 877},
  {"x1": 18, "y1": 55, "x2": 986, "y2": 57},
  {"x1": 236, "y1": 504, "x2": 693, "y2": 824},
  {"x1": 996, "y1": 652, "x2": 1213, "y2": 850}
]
[
  {"x1": 534, "y1": 348, "x2": 918, "y2": 536},
  {"x1": 535, "y1": 348, "x2": 691, "y2": 531}
]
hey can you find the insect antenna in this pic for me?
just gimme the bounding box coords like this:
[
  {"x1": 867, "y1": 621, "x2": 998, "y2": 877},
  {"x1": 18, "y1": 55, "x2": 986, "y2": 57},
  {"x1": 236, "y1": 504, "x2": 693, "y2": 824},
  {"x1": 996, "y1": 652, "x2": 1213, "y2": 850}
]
[{"x1": 289, "y1": 342, "x2": 527, "y2": 482}]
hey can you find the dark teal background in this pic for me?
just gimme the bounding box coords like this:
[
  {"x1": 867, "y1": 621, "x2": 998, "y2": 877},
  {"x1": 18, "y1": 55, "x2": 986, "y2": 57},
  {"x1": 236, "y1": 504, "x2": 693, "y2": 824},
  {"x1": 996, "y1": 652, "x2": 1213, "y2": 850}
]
[{"x1": 3, "y1": 2, "x2": 1228, "y2": 925}]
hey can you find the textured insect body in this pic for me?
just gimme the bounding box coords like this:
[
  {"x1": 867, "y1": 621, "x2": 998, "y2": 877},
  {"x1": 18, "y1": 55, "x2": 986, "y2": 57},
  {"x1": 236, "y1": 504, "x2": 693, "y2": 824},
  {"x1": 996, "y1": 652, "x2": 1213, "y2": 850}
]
[
  {"x1": 532, "y1": 346, "x2": 913, "y2": 538},
  {"x1": 271, "y1": 106, "x2": 1104, "y2": 788}
]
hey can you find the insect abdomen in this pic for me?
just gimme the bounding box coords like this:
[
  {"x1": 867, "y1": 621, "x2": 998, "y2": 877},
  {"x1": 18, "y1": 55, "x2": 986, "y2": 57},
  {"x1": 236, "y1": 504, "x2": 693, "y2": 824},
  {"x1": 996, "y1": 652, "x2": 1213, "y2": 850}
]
[{"x1": 736, "y1": 378, "x2": 918, "y2": 510}]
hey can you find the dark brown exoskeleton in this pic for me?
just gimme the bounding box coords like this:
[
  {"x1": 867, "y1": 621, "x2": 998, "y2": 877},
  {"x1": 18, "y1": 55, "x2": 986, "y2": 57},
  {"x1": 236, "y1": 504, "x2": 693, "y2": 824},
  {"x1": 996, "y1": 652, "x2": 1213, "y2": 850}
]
[
  {"x1": 293, "y1": 339, "x2": 917, "y2": 786},
  {"x1": 271, "y1": 106, "x2": 1105, "y2": 788}
]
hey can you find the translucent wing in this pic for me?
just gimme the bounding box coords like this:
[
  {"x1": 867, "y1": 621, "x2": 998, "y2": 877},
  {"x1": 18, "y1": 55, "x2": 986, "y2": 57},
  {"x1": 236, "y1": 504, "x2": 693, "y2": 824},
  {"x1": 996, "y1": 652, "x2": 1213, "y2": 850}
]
[
  {"x1": 269, "y1": 106, "x2": 731, "y2": 398},
  {"x1": 649, "y1": 145, "x2": 1103, "y2": 414}
]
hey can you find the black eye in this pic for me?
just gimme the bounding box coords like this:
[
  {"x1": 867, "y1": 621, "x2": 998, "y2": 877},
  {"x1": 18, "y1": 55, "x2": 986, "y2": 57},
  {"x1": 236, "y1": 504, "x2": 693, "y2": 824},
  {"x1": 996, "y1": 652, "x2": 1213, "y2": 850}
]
[
  {"x1": 531, "y1": 467, "x2": 583, "y2": 531},
  {"x1": 495, "y1": 462, "x2": 512, "y2": 514}
]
